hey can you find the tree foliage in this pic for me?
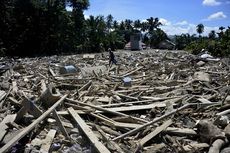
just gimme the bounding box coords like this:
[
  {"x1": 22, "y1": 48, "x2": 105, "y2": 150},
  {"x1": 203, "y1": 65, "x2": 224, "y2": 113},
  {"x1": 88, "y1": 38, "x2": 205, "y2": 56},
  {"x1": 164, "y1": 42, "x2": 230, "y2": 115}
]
[{"x1": 2, "y1": 1, "x2": 228, "y2": 57}]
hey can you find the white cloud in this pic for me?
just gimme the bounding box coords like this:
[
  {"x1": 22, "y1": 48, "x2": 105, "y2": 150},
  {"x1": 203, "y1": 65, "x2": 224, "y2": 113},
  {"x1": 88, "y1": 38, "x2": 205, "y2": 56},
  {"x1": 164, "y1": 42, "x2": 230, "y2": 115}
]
[
  {"x1": 204, "y1": 11, "x2": 227, "y2": 21},
  {"x1": 66, "y1": 6, "x2": 72, "y2": 11},
  {"x1": 84, "y1": 14, "x2": 90, "y2": 19},
  {"x1": 159, "y1": 18, "x2": 171, "y2": 26},
  {"x1": 202, "y1": 0, "x2": 221, "y2": 6},
  {"x1": 160, "y1": 20, "x2": 219, "y2": 36},
  {"x1": 175, "y1": 20, "x2": 188, "y2": 26}
]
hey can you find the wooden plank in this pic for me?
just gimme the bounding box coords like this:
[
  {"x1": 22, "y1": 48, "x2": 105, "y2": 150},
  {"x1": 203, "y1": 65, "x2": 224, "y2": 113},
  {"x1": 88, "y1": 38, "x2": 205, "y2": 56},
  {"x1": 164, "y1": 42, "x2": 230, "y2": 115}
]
[
  {"x1": 52, "y1": 110, "x2": 70, "y2": 139},
  {"x1": 95, "y1": 125, "x2": 125, "y2": 153},
  {"x1": 8, "y1": 97, "x2": 21, "y2": 107},
  {"x1": 139, "y1": 119, "x2": 173, "y2": 147},
  {"x1": 68, "y1": 107, "x2": 111, "y2": 153},
  {"x1": 15, "y1": 98, "x2": 43, "y2": 123},
  {"x1": 62, "y1": 121, "x2": 74, "y2": 128},
  {"x1": 163, "y1": 127, "x2": 197, "y2": 136},
  {"x1": 78, "y1": 80, "x2": 92, "y2": 92},
  {"x1": 66, "y1": 98, "x2": 148, "y2": 123},
  {"x1": 113, "y1": 102, "x2": 220, "y2": 141},
  {"x1": 40, "y1": 129, "x2": 56, "y2": 153},
  {"x1": 197, "y1": 98, "x2": 212, "y2": 103},
  {"x1": 0, "y1": 90, "x2": 6, "y2": 102},
  {"x1": 0, "y1": 114, "x2": 16, "y2": 141},
  {"x1": 183, "y1": 143, "x2": 209, "y2": 152},
  {"x1": 0, "y1": 94, "x2": 67, "y2": 153},
  {"x1": 66, "y1": 99, "x2": 166, "y2": 113}
]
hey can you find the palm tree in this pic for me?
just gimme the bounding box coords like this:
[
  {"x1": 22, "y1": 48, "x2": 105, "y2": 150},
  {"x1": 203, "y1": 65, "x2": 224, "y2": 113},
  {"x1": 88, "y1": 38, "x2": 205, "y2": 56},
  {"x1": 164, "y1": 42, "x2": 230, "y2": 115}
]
[
  {"x1": 106, "y1": 14, "x2": 113, "y2": 32},
  {"x1": 134, "y1": 20, "x2": 141, "y2": 30},
  {"x1": 208, "y1": 30, "x2": 216, "y2": 39},
  {"x1": 124, "y1": 19, "x2": 133, "y2": 31},
  {"x1": 219, "y1": 26, "x2": 225, "y2": 32},
  {"x1": 196, "y1": 23, "x2": 204, "y2": 37},
  {"x1": 119, "y1": 21, "x2": 125, "y2": 31},
  {"x1": 218, "y1": 26, "x2": 225, "y2": 38},
  {"x1": 146, "y1": 17, "x2": 162, "y2": 32},
  {"x1": 113, "y1": 20, "x2": 119, "y2": 30}
]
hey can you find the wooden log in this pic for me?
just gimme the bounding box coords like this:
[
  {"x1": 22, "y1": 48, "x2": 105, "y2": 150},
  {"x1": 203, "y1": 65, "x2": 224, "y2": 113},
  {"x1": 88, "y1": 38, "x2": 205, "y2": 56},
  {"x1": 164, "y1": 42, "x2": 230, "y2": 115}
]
[
  {"x1": 113, "y1": 102, "x2": 220, "y2": 141},
  {"x1": 0, "y1": 94, "x2": 67, "y2": 153},
  {"x1": 139, "y1": 119, "x2": 173, "y2": 147},
  {"x1": 68, "y1": 107, "x2": 111, "y2": 153},
  {"x1": 40, "y1": 129, "x2": 56, "y2": 153}
]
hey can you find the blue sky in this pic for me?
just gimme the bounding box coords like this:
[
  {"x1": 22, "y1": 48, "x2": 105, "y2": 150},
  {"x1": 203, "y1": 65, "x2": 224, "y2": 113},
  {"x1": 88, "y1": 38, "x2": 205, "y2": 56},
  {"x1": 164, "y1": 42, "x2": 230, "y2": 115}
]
[{"x1": 83, "y1": 0, "x2": 230, "y2": 35}]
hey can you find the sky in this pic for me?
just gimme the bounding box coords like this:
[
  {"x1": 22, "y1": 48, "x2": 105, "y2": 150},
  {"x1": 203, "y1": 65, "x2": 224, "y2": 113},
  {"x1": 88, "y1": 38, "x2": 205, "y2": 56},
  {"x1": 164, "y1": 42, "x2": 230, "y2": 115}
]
[{"x1": 82, "y1": 0, "x2": 230, "y2": 36}]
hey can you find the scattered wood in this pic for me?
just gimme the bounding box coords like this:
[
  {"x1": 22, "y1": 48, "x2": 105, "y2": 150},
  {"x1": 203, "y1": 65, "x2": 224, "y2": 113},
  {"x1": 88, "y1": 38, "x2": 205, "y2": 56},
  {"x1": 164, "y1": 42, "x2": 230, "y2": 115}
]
[
  {"x1": 0, "y1": 50, "x2": 229, "y2": 152},
  {"x1": 138, "y1": 119, "x2": 173, "y2": 147},
  {"x1": 40, "y1": 129, "x2": 57, "y2": 153},
  {"x1": 0, "y1": 95, "x2": 67, "y2": 152},
  {"x1": 68, "y1": 107, "x2": 111, "y2": 153}
]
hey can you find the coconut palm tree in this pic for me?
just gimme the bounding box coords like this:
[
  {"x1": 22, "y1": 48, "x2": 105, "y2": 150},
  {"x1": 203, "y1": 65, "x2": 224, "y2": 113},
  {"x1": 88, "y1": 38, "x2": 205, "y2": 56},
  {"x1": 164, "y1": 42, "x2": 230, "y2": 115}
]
[
  {"x1": 196, "y1": 23, "x2": 204, "y2": 37},
  {"x1": 146, "y1": 17, "x2": 162, "y2": 32},
  {"x1": 219, "y1": 26, "x2": 225, "y2": 32},
  {"x1": 124, "y1": 19, "x2": 133, "y2": 31},
  {"x1": 106, "y1": 14, "x2": 113, "y2": 32},
  {"x1": 134, "y1": 20, "x2": 141, "y2": 30},
  {"x1": 113, "y1": 20, "x2": 119, "y2": 30},
  {"x1": 208, "y1": 30, "x2": 216, "y2": 39}
]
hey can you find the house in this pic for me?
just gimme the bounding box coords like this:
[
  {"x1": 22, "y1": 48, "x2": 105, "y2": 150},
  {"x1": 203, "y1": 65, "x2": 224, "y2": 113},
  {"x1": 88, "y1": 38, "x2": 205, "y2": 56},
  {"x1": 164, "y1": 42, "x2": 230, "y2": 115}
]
[{"x1": 158, "y1": 40, "x2": 175, "y2": 50}]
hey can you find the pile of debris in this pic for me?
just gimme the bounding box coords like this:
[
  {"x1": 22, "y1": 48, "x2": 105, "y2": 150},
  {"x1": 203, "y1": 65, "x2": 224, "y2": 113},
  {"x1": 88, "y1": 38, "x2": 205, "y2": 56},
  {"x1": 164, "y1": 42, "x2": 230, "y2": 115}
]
[{"x1": 0, "y1": 50, "x2": 230, "y2": 153}]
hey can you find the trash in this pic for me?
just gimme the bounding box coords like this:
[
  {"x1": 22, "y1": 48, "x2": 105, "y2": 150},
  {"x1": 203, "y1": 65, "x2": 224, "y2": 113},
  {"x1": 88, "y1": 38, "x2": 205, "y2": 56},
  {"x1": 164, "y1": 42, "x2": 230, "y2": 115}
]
[
  {"x1": 63, "y1": 144, "x2": 83, "y2": 153},
  {"x1": 123, "y1": 76, "x2": 132, "y2": 87},
  {"x1": 59, "y1": 65, "x2": 78, "y2": 74}
]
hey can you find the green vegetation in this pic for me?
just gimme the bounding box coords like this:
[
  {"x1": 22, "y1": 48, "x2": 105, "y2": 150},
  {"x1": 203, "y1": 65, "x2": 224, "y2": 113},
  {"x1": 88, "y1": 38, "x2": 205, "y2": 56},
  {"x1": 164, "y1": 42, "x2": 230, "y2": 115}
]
[
  {"x1": 0, "y1": 0, "x2": 229, "y2": 57},
  {"x1": 174, "y1": 26, "x2": 230, "y2": 57}
]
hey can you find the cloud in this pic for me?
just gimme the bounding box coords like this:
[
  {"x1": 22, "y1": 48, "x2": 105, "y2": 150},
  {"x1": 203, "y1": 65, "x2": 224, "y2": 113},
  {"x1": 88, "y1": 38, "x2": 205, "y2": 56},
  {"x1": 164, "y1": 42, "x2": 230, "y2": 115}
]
[
  {"x1": 159, "y1": 18, "x2": 171, "y2": 26},
  {"x1": 84, "y1": 14, "x2": 90, "y2": 19},
  {"x1": 175, "y1": 20, "x2": 188, "y2": 26},
  {"x1": 204, "y1": 11, "x2": 227, "y2": 21},
  {"x1": 202, "y1": 0, "x2": 221, "y2": 6},
  {"x1": 160, "y1": 20, "x2": 219, "y2": 36},
  {"x1": 66, "y1": 6, "x2": 72, "y2": 11}
]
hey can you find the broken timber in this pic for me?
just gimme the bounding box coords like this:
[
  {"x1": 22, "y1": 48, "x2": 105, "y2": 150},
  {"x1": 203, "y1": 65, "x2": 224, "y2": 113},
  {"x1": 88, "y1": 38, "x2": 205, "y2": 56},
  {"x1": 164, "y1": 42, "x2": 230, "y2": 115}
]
[
  {"x1": 0, "y1": 94, "x2": 67, "y2": 153},
  {"x1": 68, "y1": 107, "x2": 111, "y2": 153}
]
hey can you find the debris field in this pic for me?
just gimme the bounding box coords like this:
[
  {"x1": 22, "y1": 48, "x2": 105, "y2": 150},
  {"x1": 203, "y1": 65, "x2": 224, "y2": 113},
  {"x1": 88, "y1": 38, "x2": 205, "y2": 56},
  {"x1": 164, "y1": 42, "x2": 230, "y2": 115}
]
[{"x1": 0, "y1": 50, "x2": 230, "y2": 153}]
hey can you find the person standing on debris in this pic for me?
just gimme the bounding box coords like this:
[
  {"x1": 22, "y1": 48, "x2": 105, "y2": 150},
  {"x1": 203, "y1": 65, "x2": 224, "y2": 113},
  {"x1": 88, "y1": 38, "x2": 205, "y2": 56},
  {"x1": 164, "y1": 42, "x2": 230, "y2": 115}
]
[{"x1": 108, "y1": 48, "x2": 117, "y2": 67}]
